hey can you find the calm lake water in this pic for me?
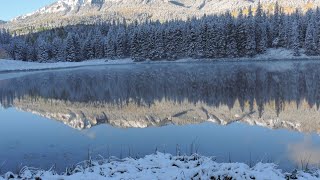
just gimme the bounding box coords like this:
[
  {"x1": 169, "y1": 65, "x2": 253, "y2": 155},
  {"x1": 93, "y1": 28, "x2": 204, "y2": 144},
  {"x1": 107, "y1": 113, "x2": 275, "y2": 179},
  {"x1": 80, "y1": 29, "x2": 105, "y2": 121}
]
[{"x1": 0, "y1": 61, "x2": 320, "y2": 173}]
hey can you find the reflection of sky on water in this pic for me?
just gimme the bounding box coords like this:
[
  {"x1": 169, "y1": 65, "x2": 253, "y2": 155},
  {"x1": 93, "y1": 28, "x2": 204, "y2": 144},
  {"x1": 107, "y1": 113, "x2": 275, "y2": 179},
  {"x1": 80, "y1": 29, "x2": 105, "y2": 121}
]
[
  {"x1": 0, "y1": 107, "x2": 317, "y2": 173},
  {"x1": 287, "y1": 136, "x2": 320, "y2": 169}
]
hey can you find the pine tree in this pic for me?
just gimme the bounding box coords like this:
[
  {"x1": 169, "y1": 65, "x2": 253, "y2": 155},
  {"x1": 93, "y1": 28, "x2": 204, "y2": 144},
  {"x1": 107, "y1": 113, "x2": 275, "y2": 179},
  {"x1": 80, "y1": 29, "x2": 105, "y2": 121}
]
[
  {"x1": 94, "y1": 30, "x2": 104, "y2": 59},
  {"x1": 225, "y1": 13, "x2": 238, "y2": 57},
  {"x1": 315, "y1": 8, "x2": 320, "y2": 55},
  {"x1": 172, "y1": 24, "x2": 185, "y2": 59},
  {"x1": 305, "y1": 19, "x2": 317, "y2": 56},
  {"x1": 146, "y1": 26, "x2": 157, "y2": 60},
  {"x1": 26, "y1": 43, "x2": 37, "y2": 61},
  {"x1": 255, "y1": 1, "x2": 267, "y2": 53},
  {"x1": 272, "y1": 1, "x2": 283, "y2": 48},
  {"x1": 73, "y1": 34, "x2": 81, "y2": 61},
  {"x1": 105, "y1": 27, "x2": 117, "y2": 59},
  {"x1": 52, "y1": 37, "x2": 64, "y2": 61},
  {"x1": 245, "y1": 6, "x2": 256, "y2": 57},
  {"x1": 216, "y1": 24, "x2": 226, "y2": 58},
  {"x1": 37, "y1": 38, "x2": 50, "y2": 62},
  {"x1": 187, "y1": 22, "x2": 199, "y2": 58},
  {"x1": 14, "y1": 39, "x2": 27, "y2": 61},
  {"x1": 291, "y1": 20, "x2": 300, "y2": 56},
  {"x1": 130, "y1": 29, "x2": 142, "y2": 61},
  {"x1": 153, "y1": 27, "x2": 166, "y2": 60},
  {"x1": 65, "y1": 33, "x2": 77, "y2": 62},
  {"x1": 116, "y1": 26, "x2": 128, "y2": 58},
  {"x1": 278, "y1": 13, "x2": 289, "y2": 48},
  {"x1": 236, "y1": 9, "x2": 247, "y2": 57},
  {"x1": 82, "y1": 36, "x2": 95, "y2": 60},
  {"x1": 198, "y1": 21, "x2": 208, "y2": 58}
]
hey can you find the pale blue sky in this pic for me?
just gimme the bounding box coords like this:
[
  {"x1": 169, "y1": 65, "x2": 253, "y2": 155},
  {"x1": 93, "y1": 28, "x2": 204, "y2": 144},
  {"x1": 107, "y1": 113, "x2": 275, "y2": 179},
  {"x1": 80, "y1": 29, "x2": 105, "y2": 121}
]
[{"x1": 0, "y1": 0, "x2": 57, "y2": 21}]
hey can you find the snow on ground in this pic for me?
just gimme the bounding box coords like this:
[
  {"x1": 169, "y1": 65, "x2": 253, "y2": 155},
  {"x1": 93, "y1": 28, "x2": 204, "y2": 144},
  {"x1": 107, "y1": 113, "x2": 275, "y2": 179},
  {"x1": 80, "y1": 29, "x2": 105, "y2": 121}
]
[
  {"x1": 1, "y1": 153, "x2": 319, "y2": 180},
  {"x1": 252, "y1": 48, "x2": 311, "y2": 60},
  {"x1": 1, "y1": 48, "x2": 320, "y2": 73},
  {"x1": 0, "y1": 59, "x2": 133, "y2": 72}
]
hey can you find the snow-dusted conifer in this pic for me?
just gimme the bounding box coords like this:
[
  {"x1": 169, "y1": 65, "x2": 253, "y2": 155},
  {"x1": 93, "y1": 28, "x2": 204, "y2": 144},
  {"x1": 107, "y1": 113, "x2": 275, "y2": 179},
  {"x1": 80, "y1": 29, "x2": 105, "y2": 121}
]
[
  {"x1": 82, "y1": 36, "x2": 95, "y2": 60},
  {"x1": 94, "y1": 30, "x2": 104, "y2": 59},
  {"x1": 65, "y1": 33, "x2": 77, "y2": 62},
  {"x1": 26, "y1": 43, "x2": 37, "y2": 61},
  {"x1": 105, "y1": 27, "x2": 117, "y2": 59},
  {"x1": 255, "y1": 1, "x2": 267, "y2": 53},
  {"x1": 305, "y1": 18, "x2": 317, "y2": 56},
  {"x1": 73, "y1": 34, "x2": 81, "y2": 61},
  {"x1": 14, "y1": 39, "x2": 27, "y2": 61},
  {"x1": 291, "y1": 20, "x2": 300, "y2": 56},
  {"x1": 52, "y1": 37, "x2": 64, "y2": 61},
  {"x1": 153, "y1": 26, "x2": 166, "y2": 60},
  {"x1": 116, "y1": 26, "x2": 128, "y2": 58},
  {"x1": 236, "y1": 9, "x2": 247, "y2": 57},
  {"x1": 245, "y1": 6, "x2": 256, "y2": 57},
  {"x1": 37, "y1": 38, "x2": 50, "y2": 62},
  {"x1": 225, "y1": 13, "x2": 238, "y2": 57}
]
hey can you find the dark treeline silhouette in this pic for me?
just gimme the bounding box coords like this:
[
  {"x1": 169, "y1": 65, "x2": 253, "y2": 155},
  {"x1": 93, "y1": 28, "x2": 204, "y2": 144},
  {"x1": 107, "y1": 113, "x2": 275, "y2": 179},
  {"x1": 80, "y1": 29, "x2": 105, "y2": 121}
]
[
  {"x1": 1, "y1": 61, "x2": 320, "y2": 117},
  {"x1": 1, "y1": 2, "x2": 320, "y2": 62}
]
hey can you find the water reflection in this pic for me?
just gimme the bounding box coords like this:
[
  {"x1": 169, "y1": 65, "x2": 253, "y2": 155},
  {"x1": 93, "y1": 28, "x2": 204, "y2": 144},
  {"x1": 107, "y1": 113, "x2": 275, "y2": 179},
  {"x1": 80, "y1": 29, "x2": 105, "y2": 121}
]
[
  {"x1": 0, "y1": 108, "x2": 316, "y2": 172},
  {"x1": 0, "y1": 61, "x2": 320, "y2": 172},
  {"x1": 0, "y1": 61, "x2": 320, "y2": 132},
  {"x1": 287, "y1": 136, "x2": 320, "y2": 169}
]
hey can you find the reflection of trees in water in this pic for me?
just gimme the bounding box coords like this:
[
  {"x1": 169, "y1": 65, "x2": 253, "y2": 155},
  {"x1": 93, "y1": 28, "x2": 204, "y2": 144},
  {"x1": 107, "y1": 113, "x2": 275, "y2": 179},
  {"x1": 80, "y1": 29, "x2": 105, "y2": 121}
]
[{"x1": 1, "y1": 62, "x2": 320, "y2": 117}]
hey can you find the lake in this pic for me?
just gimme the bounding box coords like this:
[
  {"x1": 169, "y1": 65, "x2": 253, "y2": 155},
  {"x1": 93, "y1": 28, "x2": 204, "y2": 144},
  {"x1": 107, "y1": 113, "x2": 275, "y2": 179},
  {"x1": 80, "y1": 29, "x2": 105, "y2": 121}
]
[{"x1": 0, "y1": 60, "x2": 320, "y2": 173}]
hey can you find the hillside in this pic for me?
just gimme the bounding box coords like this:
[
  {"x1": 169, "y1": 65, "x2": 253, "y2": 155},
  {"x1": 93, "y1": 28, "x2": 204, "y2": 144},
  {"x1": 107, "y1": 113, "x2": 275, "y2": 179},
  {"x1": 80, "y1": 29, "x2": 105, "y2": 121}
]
[{"x1": 3, "y1": 0, "x2": 320, "y2": 31}]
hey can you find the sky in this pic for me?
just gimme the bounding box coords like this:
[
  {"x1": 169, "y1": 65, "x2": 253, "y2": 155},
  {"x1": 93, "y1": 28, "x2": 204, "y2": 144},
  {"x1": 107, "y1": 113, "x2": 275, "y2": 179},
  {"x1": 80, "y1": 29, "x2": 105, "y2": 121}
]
[{"x1": 0, "y1": 0, "x2": 57, "y2": 21}]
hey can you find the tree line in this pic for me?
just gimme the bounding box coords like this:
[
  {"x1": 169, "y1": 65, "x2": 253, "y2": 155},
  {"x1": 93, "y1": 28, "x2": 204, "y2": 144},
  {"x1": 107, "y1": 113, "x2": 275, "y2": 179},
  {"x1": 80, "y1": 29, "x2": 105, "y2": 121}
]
[{"x1": 1, "y1": 2, "x2": 320, "y2": 62}]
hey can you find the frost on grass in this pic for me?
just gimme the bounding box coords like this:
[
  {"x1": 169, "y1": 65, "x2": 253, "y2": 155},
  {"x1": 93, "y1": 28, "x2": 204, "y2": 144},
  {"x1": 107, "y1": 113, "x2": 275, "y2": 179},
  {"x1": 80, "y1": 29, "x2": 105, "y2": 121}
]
[{"x1": 1, "y1": 153, "x2": 319, "y2": 180}]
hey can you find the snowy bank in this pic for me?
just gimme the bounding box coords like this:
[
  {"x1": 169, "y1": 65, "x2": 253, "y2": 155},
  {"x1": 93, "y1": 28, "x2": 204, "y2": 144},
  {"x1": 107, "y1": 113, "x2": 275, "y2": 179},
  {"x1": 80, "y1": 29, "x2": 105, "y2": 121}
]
[
  {"x1": 0, "y1": 59, "x2": 133, "y2": 72},
  {"x1": 1, "y1": 153, "x2": 319, "y2": 180},
  {"x1": 250, "y1": 48, "x2": 314, "y2": 61},
  {"x1": 1, "y1": 48, "x2": 320, "y2": 73}
]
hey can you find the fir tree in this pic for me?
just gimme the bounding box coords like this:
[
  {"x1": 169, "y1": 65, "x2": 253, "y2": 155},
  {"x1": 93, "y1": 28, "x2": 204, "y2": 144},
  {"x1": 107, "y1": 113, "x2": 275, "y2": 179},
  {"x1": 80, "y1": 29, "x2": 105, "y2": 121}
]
[
  {"x1": 65, "y1": 33, "x2": 77, "y2": 62},
  {"x1": 291, "y1": 20, "x2": 300, "y2": 56},
  {"x1": 116, "y1": 27, "x2": 128, "y2": 58},
  {"x1": 245, "y1": 6, "x2": 256, "y2": 57},
  {"x1": 37, "y1": 38, "x2": 50, "y2": 62},
  {"x1": 105, "y1": 27, "x2": 117, "y2": 59},
  {"x1": 52, "y1": 37, "x2": 64, "y2": 61},
  {"x1": 305, "y1": 20, "x2": 317, "y2": 56}
]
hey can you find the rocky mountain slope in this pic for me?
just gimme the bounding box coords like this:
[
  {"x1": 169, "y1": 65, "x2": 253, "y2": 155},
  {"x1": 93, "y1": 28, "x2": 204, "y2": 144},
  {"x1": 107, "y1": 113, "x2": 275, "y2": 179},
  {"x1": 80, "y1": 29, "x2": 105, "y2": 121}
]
[{"x1": 3, "y1": 0, "x2": 320, "y2": 31}]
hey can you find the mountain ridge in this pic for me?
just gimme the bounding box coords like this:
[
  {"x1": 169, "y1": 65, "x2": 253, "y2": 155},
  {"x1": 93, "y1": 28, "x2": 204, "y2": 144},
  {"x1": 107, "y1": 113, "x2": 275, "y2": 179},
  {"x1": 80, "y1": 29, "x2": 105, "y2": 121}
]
[{"x1": 3, "y1": 0, "x2": 320, "y2": 31}]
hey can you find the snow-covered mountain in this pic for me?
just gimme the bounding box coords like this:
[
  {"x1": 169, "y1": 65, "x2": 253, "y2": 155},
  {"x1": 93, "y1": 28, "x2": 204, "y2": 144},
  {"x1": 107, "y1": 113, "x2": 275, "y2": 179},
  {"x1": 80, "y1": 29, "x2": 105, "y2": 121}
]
[
  {"x1": 4, "y1": 0, "x2": 320, "y2": 30},
  {"x1": 15, "y1": 0, "x2": 320, "y2": 19}
]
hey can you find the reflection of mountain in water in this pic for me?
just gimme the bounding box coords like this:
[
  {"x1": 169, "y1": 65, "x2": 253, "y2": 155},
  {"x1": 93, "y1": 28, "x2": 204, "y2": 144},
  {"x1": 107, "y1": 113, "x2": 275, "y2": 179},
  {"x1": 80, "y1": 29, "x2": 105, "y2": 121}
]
[{"x1": 0, "y1": 61, "x2": 320, "y2": 132}]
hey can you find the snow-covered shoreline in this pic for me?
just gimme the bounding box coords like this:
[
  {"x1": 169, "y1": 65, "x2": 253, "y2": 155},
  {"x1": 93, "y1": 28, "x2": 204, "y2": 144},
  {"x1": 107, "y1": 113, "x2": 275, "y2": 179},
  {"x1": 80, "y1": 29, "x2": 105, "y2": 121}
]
[
  {"x1": 0, "y1": 59, "x2": 134, "y2": 73},
  {"x1": 0, "y1": 153, "x2": 319, "y2": 180},
  {"x1": 1, "y1": 49, "x2": 320, "y2": 73}
]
